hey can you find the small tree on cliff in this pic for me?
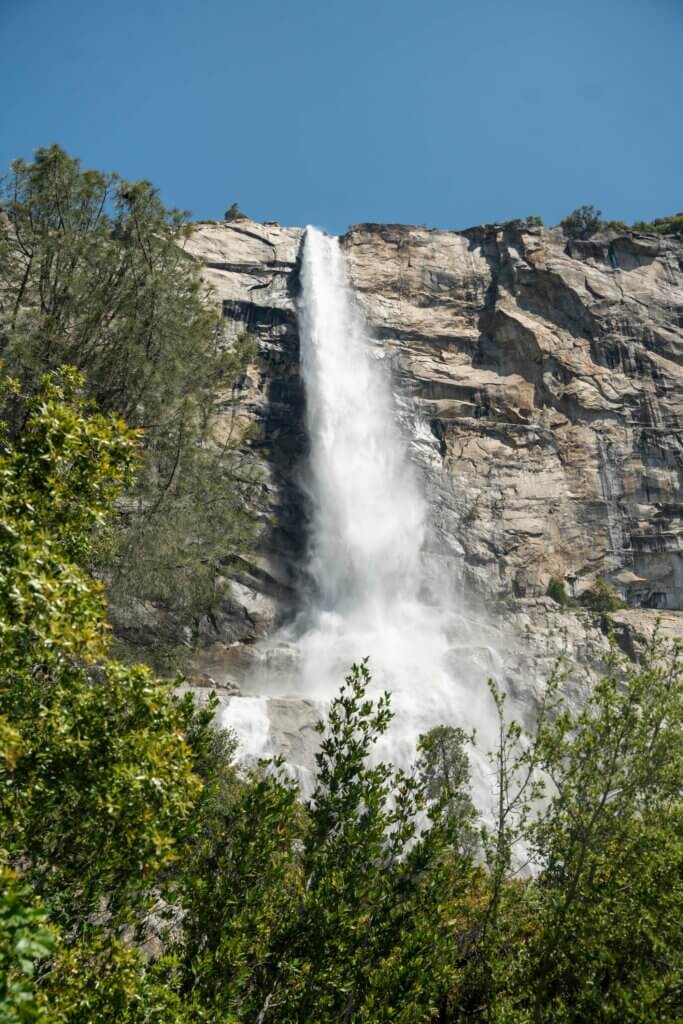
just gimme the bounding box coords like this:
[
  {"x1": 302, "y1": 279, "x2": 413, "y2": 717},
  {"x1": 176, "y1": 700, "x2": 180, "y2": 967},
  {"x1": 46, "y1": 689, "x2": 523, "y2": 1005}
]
[
  {"x1": 560, "y1": 203, "x2": 602, "y2": 239},
  {"x1": 224, "y1": 201, "x2": 247, "y2": 221}
]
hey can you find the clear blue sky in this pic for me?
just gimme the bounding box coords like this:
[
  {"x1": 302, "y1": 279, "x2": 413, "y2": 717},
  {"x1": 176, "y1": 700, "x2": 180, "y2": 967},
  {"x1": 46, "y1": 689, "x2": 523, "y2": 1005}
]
[{"x1": 1, "y1": 0, "x2": 681, "y2": 235}]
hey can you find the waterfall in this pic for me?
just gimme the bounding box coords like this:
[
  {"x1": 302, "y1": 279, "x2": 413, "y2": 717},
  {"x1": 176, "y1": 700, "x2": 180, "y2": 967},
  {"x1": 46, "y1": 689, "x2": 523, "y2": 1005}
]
[
  {"x1": 224, "y1": 226, "x2": 498, "y2": 801},
  {"x1": 298, "y1": 227, "x2": 425, "y2": 621}
]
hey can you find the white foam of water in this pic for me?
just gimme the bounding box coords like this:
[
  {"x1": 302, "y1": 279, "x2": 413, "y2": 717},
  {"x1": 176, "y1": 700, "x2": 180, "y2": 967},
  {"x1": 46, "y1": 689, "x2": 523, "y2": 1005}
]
[
  {"x1": 221, "y1": 696, "x2": 272, "y2": 761},
  {"x1": 298, "y1": 229, "x2": 426, "y2": 616},
  {"x1": 221, "y1": 226, "x2": 503, "y2": 810}
]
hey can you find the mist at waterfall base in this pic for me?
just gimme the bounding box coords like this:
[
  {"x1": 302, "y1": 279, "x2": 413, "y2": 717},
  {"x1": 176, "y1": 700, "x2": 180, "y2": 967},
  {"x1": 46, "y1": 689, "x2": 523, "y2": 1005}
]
[{"x1": 223, "y1": 227, "x2": 502, "y2": 807}]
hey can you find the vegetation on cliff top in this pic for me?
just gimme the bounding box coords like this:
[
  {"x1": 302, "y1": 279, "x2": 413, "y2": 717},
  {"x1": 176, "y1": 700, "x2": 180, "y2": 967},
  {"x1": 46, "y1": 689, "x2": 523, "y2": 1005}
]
[
  {"x1": 560, "y1": 203, "x2": 683, "y2": 240},
  {"x1": 0, "y1": 373, "x2": 680, "y2": 1023}
]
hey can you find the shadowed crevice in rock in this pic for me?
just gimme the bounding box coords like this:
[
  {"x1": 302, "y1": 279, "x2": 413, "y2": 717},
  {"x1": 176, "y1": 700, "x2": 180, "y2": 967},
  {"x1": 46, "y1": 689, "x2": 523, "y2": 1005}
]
[
  {"x1": 182, "y1": 222, "x2": 311, "y2": 668},
  {"x1": 223, "y1": 271, "x2": 310, "y2": 631}
]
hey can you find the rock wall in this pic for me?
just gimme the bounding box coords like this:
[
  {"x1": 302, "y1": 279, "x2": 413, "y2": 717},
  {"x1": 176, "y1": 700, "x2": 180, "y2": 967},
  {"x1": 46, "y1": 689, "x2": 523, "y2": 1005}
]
[
  {"x1": 183, "y1": 218, "x2": 683, "y2": 697},
  {"x1": 343, "y1": 221, "x2": 683, "y2": 609},
  {"x1": 182, "y1": 221, "x2": 305, "y2": 691}
]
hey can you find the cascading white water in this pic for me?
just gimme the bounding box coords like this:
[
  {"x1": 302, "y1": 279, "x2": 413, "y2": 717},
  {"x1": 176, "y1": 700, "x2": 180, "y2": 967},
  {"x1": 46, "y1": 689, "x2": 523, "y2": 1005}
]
[
  {"x1": 298, "y1": 228, "x2": 425, "y2": 616},
  {"x1": 297, "y1": 228, "x2": 497, "y2": 788},
  {"x1": 224, "y1": 226, "x2": 499, "y2": 802}
]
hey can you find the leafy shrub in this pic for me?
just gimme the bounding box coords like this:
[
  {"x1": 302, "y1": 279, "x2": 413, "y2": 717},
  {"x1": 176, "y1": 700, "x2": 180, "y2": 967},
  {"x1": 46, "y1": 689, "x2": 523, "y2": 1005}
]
[
  {"x1": 560, "y1": 204, "x2": 603, "y2": 240},
  {"x1": 547, "y1": 576, "x2": 572, "y2": 606},
  {"x1": 417, "y1": 724, "x2": 477, "y2": 853},
  {"x1": 580, "y1": 576, "x2": 625, "y2": 613},
  {"x1": 632, "y1": 212, "x2": 683, "y2": 236},
  {"x1": 525, "y1": 214, "x2": 544, "y2": 227},
  {"x1": 224, "y1": 202, "x2": 247, "y2": 221},
  {"x1": 177, "y1": 659, "x2": 470, "y2": 1022},
  {"x1": 0, "y1": 868, "x2": 55, "y2": 1024},
  {"x1": 661, "y1": 211, "x2": 683, "y2": 235},
  {"x1": 602, "y1": 219, "x2": 629, "y2": 232},
  {"x1": 0, "y1": 372, "x2": 201, "y2": 923}
]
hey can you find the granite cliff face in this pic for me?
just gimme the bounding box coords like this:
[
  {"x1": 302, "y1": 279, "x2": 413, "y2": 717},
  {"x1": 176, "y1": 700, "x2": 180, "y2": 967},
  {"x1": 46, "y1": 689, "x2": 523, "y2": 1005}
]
[
  {"x1": 343, "y1": 223, "x2": 683, "y2": 609},
  {"x1": 182, "y1": 218, "x2": 683, "y2": 707}
]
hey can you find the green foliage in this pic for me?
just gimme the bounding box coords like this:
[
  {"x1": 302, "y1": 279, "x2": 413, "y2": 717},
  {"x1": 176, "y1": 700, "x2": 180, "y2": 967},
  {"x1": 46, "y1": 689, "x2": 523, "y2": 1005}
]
[
  {"x1": 176, "y1": 661, "x2": 473, "y2": 1023},
  {"x1": 224, "y1": 202, "x2": 248, "y2": 221},
  {"x1": 580, "y1": 576, "x2": 625, "y2": 613},
  {"x1": 522, "y1": 639, "x2": 683, "y2": 1023},
  {"x1": 0, "y1": 145, "x2": 259, "y2": 669},
  {"x1": 631, "y1": 212, "x2": 683, "y2": 236},
  {"x1": 602, "y1": 219, "x2": 629, "y2": 232},
  {"x1": 0, "y1": 375, "x2": 201, "y2": 981},
  {"x1": 449, "y1": 639, "x2": 683, "y2": 1023},
  {"x1": 525, "y1": 215, "x2": 544, "y2": 228},
  {"x1": 659, "y1": 211, "x2": 683, "y2": 234},
  {"x1": 560, "y1": 204, "x2": 602, "y2": 240},
  {"x1": 0, "y1": 369, "x2": 136, "y2": 657},
  {"x1": 417, "y1": 725, "x2": 477, "y2": 853},
  {"x1": 558, "y1": 208, "x2": 683, "y2": 239},
  {"x1": 39, "y1": 933, "x2": 201, "y2": 1024},
  {"x1": 0, "y1": 868, "x2": 55, "y2": 1024},
  {"x1": 284, "y1": 662, "x2": 466, "y2": 1022},
  {"x1": 547, "y1": 576, "x2": 624, "y2": 616},
  {"x1": 546, "y1": 576, "x2": 573, "y2": 606},
  {"x1": 0, "y1": 366, "x2": 192, "y2": 906},
  {"x1": 180, "y1": 759, "x2": 304, "y2": 1018}
]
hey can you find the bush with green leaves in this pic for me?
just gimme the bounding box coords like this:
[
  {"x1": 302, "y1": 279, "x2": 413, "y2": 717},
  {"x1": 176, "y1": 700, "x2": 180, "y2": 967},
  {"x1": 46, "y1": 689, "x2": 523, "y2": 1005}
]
[
  {"x1": 0, "y1": 371, "x2": 209, "y2": 1023},
  {"x1": 522, "y1": 643, "x2": 682, "y2": 1023},
  {"x1": 631, "y1": 212, "x2": 683, "y2": 236},
  {"x1": 602, "y1": 219, "x2": 629, "y2": 232},
  {"x1": 0, "y1": 145, "x2": 259, "y2": 669},
  {"x1": 450, "y1": 638, "x2": 683, "y2": 1023},
  {"x1": 174, "y1": 641, "x2": 682, "y2": 1024},
  {"x1": 580, "y1": 576, "x2": 625, "y2": 613},
  {"x1": 0, "y1": 867, "x2": 55, "y2": 1024},
  {"x1": 176, "y1": 659, "x2": 477, "y2": 1023},
  {"x1": 560, "y1": 204, "x2": 602, "y2": 240},
  {"x1": 224, "y1": 202, "x2": 248, "y2": 221},
  {"x1": 546, "y1": 576, "x2": 573, "y2": 606},
  {"x1": 416, "y1": 724, "x2": 478, "y2": 854},
  {"x1": 0, "y1": 370, "x2": 206, "y2": 923}
]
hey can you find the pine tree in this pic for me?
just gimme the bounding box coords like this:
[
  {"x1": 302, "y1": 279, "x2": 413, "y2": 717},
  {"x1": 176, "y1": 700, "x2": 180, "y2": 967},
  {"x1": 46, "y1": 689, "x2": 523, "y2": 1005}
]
[{"x1": 0, "y1": 146, "x2": 259, "y2": 669}]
